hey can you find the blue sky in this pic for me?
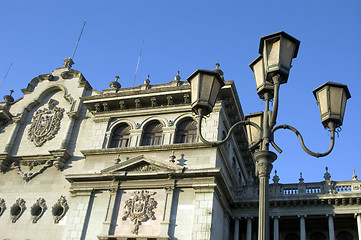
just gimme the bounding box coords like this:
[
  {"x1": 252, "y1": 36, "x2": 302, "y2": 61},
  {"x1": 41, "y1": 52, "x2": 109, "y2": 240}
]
[{"x1": 1, "y1": 1, "x2": 360, "y2": 183}]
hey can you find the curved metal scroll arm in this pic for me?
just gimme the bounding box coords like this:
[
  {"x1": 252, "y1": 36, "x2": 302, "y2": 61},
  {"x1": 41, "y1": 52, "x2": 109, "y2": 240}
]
[
  {"x1": 197, "y1": 110, "x2": 262, "y2": 149},
  {"x1": 271, "y1": 123, "x2": 336, "y2": 158}
]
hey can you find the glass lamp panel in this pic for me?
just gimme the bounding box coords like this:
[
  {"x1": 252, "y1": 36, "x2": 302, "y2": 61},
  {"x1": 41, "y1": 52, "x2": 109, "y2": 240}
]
[
  {"x1": 199, "y1": 74, "x2": 213, "y2": 104},
  {"x1": 251, "y1": 56, "x2": 265, "y2": 90},
  {"x1": 329, "y1": 86, "x2": 343, "y2": 118},
  {"x1": 208, "y1": 76, "x2": 222, "y2": 109},
  {"x1": 245, "y1": 112, "x2": 262, "y2": 145},
  {"x1": 280, "y1": 37, "x2": 296, "y2": 70},
  {"x1": 340, "y1": 90, "x2": 347, "y2": 120},
  {"x1": 190, "y1": 74, "x2": 200, "y2": 105},
  {"x1": 317, "y1": 87, "x2": 329, "y2": 117},
  {"x1": 265, "y1": 39, "x2": 280, "y2": 72}
]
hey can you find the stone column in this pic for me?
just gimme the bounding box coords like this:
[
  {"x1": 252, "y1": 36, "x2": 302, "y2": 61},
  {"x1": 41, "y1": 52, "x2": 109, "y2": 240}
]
[
  {"x1": 162, "y1": 127, "x2": 176, "y2": 145},
  {"x1": 60, "y1": 113, "x2": 78, "y2": 149},
  {"x1": 160, "y1": 186, "x2": 175, "y2": 238},
  {"x1": 356, "y1": 213, "x2": 361, "y2": 240},
  {"x1": 247, "y1": 217, "x2": 253, "y2": 240},
  {"x1": 129, "y1": 129, "x2": 142, "y2": 147},
  {"x1": 100, "y1": 188, "x2": 118, "y2": 236},
  {"x1": 327, "y1": 214, "x2": 335, "y2": 240},
  {"x1": 273, "y1": 216, "x2": 280, "y2": 240},
  {"x1": 299, "y1": 215, "x2": 306, "y2": 240},
  {"x1": 254, "y1": 151, "x2": 277, "y2": 240},
  {"x1": 234, "y1": 217, "x2": 240, "y2": 240}
]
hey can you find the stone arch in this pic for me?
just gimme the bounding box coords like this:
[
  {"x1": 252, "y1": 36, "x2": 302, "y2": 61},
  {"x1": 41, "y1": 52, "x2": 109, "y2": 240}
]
[
  {"x1": 23, "y1": 84, "x2": 74, "y2": 113},
  {"x1": 108, "y1": 119, "x2": 136, "y2": 132},
  {"x1": 173, "y1": 113, "x2": 196, "y2": 127},
  {"x1": 139, "y1": 116, "x2": 167, "y2": 130}
]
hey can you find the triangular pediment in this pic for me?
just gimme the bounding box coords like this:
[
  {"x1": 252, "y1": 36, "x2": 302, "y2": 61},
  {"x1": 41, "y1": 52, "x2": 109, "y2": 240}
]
[{"x1": 100, "y1": 155, "x2": 183, "y2": 173}]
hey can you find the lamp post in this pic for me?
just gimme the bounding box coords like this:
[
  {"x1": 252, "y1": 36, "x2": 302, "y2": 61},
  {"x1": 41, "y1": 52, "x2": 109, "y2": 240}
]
[{"x1": 187, "y1": 31, "x2": 351, "y2": 240}]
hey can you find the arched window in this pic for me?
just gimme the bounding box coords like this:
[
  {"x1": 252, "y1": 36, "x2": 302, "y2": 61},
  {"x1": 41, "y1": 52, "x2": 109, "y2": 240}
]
[
  {"x1": 336, "y1": 231, "x2": 353, "y2": 240},
  {"x1": 175, "y1": 119, "x2": 197, "y2": 144},
  {"x1": 110, "y1": 124, "x2": 131, "y2": 148},
  {"x1": 310, "y1": 232, "x2": 326, "y2": 240},
  {"x1": 141, "y1": 121, "x2": 163, "y2": 146}
]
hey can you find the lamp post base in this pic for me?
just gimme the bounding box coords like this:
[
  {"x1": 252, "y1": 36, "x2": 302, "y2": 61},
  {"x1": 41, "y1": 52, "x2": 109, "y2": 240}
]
[{"x1": 254, "y1": 150, "x2": 277, "y2": 240}]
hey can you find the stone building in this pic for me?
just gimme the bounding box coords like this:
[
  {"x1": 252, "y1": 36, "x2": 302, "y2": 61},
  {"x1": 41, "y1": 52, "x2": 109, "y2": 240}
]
[{"x1": 0, "y1": 59, "x2": 360, "y2": 240}]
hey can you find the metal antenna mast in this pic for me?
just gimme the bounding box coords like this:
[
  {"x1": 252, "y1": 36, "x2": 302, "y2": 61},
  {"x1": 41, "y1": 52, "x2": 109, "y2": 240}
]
[
  {"x1": 132, "y1": 40, "x2": 144, "y2": 87},
  {"x1": 71, "y1": 20, "x2": 87, "y2": 59},
  {"x1": 0, "y1": 63, "x2": 13, "y2": 90}
]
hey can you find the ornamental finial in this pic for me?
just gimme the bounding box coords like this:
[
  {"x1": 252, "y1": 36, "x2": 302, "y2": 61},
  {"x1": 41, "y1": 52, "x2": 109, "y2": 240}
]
[
  {"x1": 352, "y1": 169, "x2": 358, "y2": 180},
  {"x1": 324, "y1": 167, "x2": 331, "y2": 180},
  {"x1": 272, "y1": 170, "x2": 280, "y2": 184},
  {"x1": 299, "y1": 172, "x2": 304, "y2": 183}
]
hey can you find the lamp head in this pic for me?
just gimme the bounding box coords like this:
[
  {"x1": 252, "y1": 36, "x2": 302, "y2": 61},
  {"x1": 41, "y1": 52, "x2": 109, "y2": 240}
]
[
  {"x1": 313, "y1": 82, "x2": 351, "y2": 129},
  {"x1": 187, "y1": 64, "x2": 225, "y2": 116}
]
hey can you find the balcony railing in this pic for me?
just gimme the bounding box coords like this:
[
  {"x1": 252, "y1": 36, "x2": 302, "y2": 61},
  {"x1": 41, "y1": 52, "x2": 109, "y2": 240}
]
[{"x1": 232, "y1": 180, "x2": 361, "y2": 200}]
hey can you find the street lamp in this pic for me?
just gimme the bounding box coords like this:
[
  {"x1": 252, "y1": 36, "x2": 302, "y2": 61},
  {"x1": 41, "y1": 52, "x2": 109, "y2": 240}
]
[{"x1": 187, "y1": 31, "x2": 351, "y2": 240}]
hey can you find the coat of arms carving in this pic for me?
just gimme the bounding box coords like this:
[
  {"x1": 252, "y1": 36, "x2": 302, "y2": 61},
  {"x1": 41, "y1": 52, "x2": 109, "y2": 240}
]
[
  {"x1": 122, "y1": 190, "x2": 157, "y2": 235},
  {"x1": 28, "y1": 99, "x2": 64, "y2": 147}
]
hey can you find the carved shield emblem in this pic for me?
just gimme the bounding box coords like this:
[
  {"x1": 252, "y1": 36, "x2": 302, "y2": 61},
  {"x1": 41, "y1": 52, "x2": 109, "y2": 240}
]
[
  {"x1": 122, "y1": 190, "x2": 157, "y2": 235},
  {"x1": 28, "y1": 99, "x2": 64, "y2": 147}
]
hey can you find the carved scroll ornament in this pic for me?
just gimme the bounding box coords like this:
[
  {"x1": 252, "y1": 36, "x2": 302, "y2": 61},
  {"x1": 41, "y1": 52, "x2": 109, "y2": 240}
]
[
  {"x1": 122, "y1": 190, "x2": 157, "y2": 235},
  {"x1": 28, "y1": 99, "x2": 64, "y2": 147}
]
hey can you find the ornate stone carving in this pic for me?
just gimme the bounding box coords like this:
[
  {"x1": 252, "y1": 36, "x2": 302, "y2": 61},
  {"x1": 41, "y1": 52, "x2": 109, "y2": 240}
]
[
  {"x1": 122, "y1": 190, "x2": 157, "y2": 235},
  {"x1": 0, "y1": 198, "x2": 6, "y2": 217},
  {"x1": 30, "y1": 198, "x2": 47, "y2": 223},
  {"x1": 135, "y1": 99, "x2": 142, "y2": 109},
  {"x1": 167, "y1": 95, "x2": 173, "y2": 105},
  {"x1": 119, "y1": 101, "x2": 126, "y2": 110},
  {"x1": 10, "y1": 198, "x2": 26, "y2": 223},
  {"x1": 12, "y1": 160, "x2": 52, "y2": 182},
  {"x1": 183, "y1": 94, "x2": 190, "y2": 104},
  {"x1": 28, "y1": 99, "x2": 64, "y2": 147},
  {"x1": 52, "y1": 196, "x2": 69, "y2": 224},
  {"x1": 131, "y1": 164, "x2": 161, "y2": 172},
  {"x1": 150, "y1": 97, "x2": 158, "y2": 107},
  {"x1": 103, "y1": 102, "x2": 109, "y2": 111}
]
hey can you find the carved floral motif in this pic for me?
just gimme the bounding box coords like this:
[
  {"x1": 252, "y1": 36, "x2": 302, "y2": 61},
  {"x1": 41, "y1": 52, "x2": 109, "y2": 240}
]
[
  {"x1": 10, "y1": 198, "x2": 26, "y2": 223},
  {"x1": 0, "y1": 198, "x2": 6, "y2": 217},
  {"x1": 28, "y1": 99, "x2": 64, "y2": 147},
  {"x1": 12, "y1": 160, "x2": 53, "y2": 182},
  {"x1": 52, "y1": 195, "x2": 69, "y2": 224},
  {"x1": 122, "y1": 190, "x2": 157, "y2": 235},
  {"x1": 30, "y1": 198, "x2": 47, "y2": 223}
]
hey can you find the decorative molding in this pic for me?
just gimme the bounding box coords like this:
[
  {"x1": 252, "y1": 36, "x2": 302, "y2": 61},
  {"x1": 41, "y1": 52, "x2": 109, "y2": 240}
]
[
  {"x1": 52, "y1": 196, "x2": 69, "y2": 224},
  {"x1": 28, "y1": 99, "x2": 64, "y2": 147},
  {"x1": 131, "y1": 164, "x2": 162, "y2": 172},
  {"x1": 10, "y1": 198, "x2": 26, "y2": 223},
  {"x1": 0, "y1": 154, "x2": 11, "y2": 173},
  {"x1": 30, "y1": 198, "x2": 47, "y2": 223},
  {"x1": 122, "y1": 190, "x2": 157, "y2": 235},
  {"x1": 12, "y1": 160, "x2": 52, "y2": 182},
  {"x1": 0, "y1": 198, "x2": 6, "y2": 217}
]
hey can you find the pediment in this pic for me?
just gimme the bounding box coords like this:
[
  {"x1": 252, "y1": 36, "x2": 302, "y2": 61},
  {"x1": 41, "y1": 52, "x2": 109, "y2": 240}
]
[{"x1": 101, "y1": 155, "x2": 183, "y2": 173}]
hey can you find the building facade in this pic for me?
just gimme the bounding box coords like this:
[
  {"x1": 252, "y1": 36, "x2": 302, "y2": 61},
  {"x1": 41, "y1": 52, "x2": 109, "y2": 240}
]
[{"x1": 0, "y1": 59, "x2": 360, "y2": 240}]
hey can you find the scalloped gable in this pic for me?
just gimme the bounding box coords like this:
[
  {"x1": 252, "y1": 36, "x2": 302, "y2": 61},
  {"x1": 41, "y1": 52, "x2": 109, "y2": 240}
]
[{"x1": 100, "y1": 154, "x2": 184, "y2": 173}]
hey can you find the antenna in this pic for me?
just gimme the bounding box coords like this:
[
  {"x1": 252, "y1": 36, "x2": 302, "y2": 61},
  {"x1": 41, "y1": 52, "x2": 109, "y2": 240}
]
[
  {"x1": 71, "y1": 20, "x2": 87, "y2": 59},
  {"x1": 0, "y1": 63, "x2": 13, "y2": 90},
  {"x1": 132, "y1": 40, "x2": 144, "y2": 87}
]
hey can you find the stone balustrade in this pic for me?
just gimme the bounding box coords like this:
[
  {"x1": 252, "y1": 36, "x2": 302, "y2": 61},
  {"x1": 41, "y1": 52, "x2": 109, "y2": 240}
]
[{"x1": 233, "y1": 180, "x2": 361, "y2": 201}]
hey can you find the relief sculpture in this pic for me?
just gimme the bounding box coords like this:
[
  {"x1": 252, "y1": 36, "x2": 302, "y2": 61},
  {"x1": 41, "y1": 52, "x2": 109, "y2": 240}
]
[
  {"x1": 122, "y1": 190, "x2": 157, "y2": 235},
  {"x1": 28, "y1": 99, "x2": 64, "y2": 147}
]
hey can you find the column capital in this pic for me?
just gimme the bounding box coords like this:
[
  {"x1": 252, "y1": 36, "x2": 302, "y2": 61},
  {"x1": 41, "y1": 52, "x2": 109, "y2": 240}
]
[
  {"x1": 354, "y1": 212, "x2": 361, "y2": 217},
  {"x1": 271, "y1": 215, "x2": 280, "y2": 220},
  {"x1": 298, "y1": 214, "x2": 307, "y2": 219}
]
